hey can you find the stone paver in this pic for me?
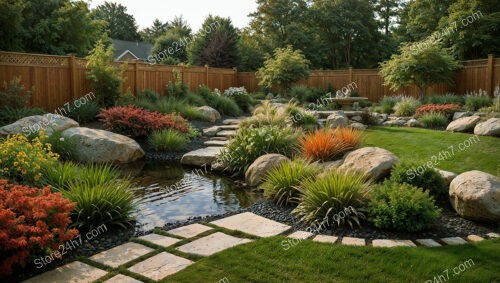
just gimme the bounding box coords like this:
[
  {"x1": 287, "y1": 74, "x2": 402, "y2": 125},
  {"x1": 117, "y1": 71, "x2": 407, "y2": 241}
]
[
  {"x1": 104, "y1": 274, "x2": 143, "y2": 283},
  {"x1": 211, "y1": 136, "x2": 228, "y2": 141},
  {"x1": 167, "y1": 223, "x2": 212, "y2": 238},
  {"x1": 313, "y1": 235, "x2": 338, "y2": 244},
  {"x1": 180, "y1": 147, "x2": 222, "y2": 167},
  {"x1": 466, "y1": 235, "x2": 485, "y2": 242},
  {"x1": 219, "y1": 125, "x2": 239, "y2": 130},
  {"x1": 216, "y1": 130, "x2": 237, "y2": 137},
  {"x1": 176, "y1": 232, "x2": 252, "y2": 256},
  {"x1": 211, "y1": 212, "x2": 291, "y2": 237},
  {"x1": 222, "y1": 118, "x2": 243, "y2": 125},
  {"x1": 203, "y1": 126, "x2": 221, "y2": 136},
  {"x1": 204, "y1": 140, "x2": 230, "y2": 146},
  {"x1": 128, "y1": 252, "x2": 193, "y2": 281},
  {"x1": 441, "y1": 237, "x2": 468, "y2": 245},
  {"x1": 341, "y1": 237, "x2": 365, "y2": 246},
  {"x1": 287, "y1": 231, "x2": 313, "y2": 240},
  {"x1": 89, "y1": 242, "x2": 154, "y2": 268},
  {"x1": 416, "y1": 239, "x2": 442, "y2": 247},
  {"x1": 23, "y1": 261, "x2": 107, "y2": 283},
  {"x1": 138, "y1": 233, "x2": 181, "y2": 247},
  {"x1": 372, "y1": 239, "x2": 416, "y2": 247},
  {"x1": 486, "y1": 232, "x2": 499, "y2": 239}
]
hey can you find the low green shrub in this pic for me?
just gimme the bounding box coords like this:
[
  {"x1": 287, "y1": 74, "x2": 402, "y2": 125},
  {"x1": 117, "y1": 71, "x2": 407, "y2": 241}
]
[
  {"x1": 465, "y1": 95, "x2": 493, "y2": 111},
  {"x1": 0, "y1": 107, "x2": 46, "y2": 127},
  {"x1": 219, "y1": 125, "x2": 299, "y2": 175},
  {"x1": 30, "y1": 130, "x2": 78, "y2": 161},
  {"x1": 149, "y1": 129, "x2": 188, "y2": 151},
  {"x1": 185, "y1": 92, "x2": 207, "y2": 106},
  {"x1": 393, "y1": 97, "x2": 421, "y2": 117},
  {"x1": 290, "y1": 85, "x2": 311, "y2": 103},
  {"x1": 262, "y1": 159, "x2": 321, "y2": 206},
  {"x1": 424, "y1": 94, "x2": 464, "y2": 105},
  {"x1": 390, "y1": 161, "x2": 447, "y2": 196},
  {"x1": 224, "y1": 87, "x2": 253, "y2": 112},
  {"x1": 293, "y1": 170, "x2": 371, "y2": 227},
  {"x1": 67, "y1": 100, "x2": 100, "y2": 123},
  {"x1": 379, "y1": 96, "x2": 403, "y2": 114},
  {"x1": 239, "y1": 100, "x2": 288, "y2": 128},
  {"x1": 367, "y1": 181, "x2": 441, "y2": 232},
  {"x1": 285, "y1": 103, "x2": 318, "y2": 132},
  {"x1": 138, "y1": 89, "x2": 160, "y2": 102},
  {"x1": 418, "y1": 112, "x2": 449, "y2": 128},
  {"x1": 211, "y1": 95, "x2": 242, "y2": 116},
  {"x1": 0, "y1": 76, "x2": 32, "y2": 108},
  {"x1": 250, "y1": 92, "x2": 266, "y2": 100},
  {"x1": 478, "y1": 98, "x2": 500, "y2": 113}
]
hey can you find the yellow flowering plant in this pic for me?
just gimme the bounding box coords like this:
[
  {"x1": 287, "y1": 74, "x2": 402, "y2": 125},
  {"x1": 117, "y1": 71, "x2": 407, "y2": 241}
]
[{"x1": 0, "y1": 132, "x2": 59, "y2": 186}]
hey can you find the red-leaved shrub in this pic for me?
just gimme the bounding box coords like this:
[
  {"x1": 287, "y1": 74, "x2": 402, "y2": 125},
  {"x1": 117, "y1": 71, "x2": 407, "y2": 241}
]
[
  {"x1": 0, "y1": 179, "x2": 78, "y2": 275},
  {"x1": 98, "y1": 106, "x2": 188, "y2": 137},
  {"x1": 415, "y1": 104, "x2": 461, "y2": 117},
  {"x1": 299, "y1": 128, "x2": 363, "y2": 161}
]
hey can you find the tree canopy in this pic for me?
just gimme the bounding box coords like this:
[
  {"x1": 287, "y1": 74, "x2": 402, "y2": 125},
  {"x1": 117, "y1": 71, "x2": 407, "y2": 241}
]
[{"x1": 92, "y1": 1, "x2": 140, "y2": 41}]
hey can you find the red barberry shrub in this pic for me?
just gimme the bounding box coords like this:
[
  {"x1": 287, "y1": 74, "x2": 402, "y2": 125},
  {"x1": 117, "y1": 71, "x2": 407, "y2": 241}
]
[
  {"x1": 0, "y1": 180, "x2": 78, "y2": 275},
  {"x1": 415, "y1": 104, "x2": 461, "y2": 117},
  {"x1": 98, "y1": 106, "x2": 188, "y2": 137}
]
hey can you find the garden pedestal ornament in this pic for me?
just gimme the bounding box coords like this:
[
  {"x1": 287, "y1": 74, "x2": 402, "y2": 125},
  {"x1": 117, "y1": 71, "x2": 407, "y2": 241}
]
[{"x1": 325, "y1": 97, "x2": 369, "y2": 110}]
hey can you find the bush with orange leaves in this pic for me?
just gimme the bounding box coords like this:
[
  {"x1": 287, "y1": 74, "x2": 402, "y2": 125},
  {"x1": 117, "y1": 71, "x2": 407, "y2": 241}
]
[
  {"x1": 0, "y1": 179, "x2": 78, "y2": 275},
  {"x1": 299, "y1": 128, "x2": 364, "y2": 161}
]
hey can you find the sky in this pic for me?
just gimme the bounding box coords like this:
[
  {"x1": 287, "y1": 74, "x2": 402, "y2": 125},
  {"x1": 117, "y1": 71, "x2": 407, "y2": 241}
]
[{"x1": 87, "y1": 0, "x2": 258, "y2": 31}]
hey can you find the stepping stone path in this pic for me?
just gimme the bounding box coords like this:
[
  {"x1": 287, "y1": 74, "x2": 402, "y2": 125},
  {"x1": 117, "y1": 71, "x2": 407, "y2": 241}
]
[
  {"x1": 176, "y1": 232, "x2": 252, "y2": 256},
  {"x1": 167, "y1": 223, "x2": 212, "y2": 238},
  {"x1": 23, "y1": 209, "x2": 499, "y2": 282},
  {"x1": 211, "y1": 212, "x2": 291, "y2": 237}
]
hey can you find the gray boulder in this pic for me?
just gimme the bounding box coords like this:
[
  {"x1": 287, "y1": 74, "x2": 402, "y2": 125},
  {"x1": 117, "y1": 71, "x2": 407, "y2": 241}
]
[
  {"x1": 474, "y1": 118, "x2": 500, "y2": 137},
  {"x1": 446, "y1": 116, "x2": 481, "y2": 132},
  {"x1": 0, "y1": 114, "x2": 78, "y2": 136},
  {"x1": 339, "y1": 147, "x2": 399, "y2": 180},
  {"x1": 197, "y1": 106, "x2": 221, "y2": 123},
  {"x1": 245, "y1": 154, "x2": 289, "y2": 187}
]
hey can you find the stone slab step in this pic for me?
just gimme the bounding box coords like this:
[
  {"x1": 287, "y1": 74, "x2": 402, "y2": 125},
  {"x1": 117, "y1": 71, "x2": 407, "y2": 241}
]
[
  {"x1": 23, "y1": 261, "x2": 107, "y2": 283},
  {"x1": 211, "y1": 212, "x2": 291, "y2": 237},
  {"x1": 287, "y1": 231, "x2": 314, "y2": 240},
  {"x1": 416, "y1": 239, "x2": 441, "y2": 247},
  {"x1": 128, "y1": 252, "x2": 193, "y2": 281},
  {"x1": 176, "y1": 232, "x2": 252, "y2": 256},
  {"x1": 104, "y1": 274, "x2": 143, "y2": 283},
  {"x1": 466, "y1": 235, "x2": 484, "y2": 242},
  {"x1": 341, "y1": 237, "x2": 365, "y2": 246},
  {"x1": 180, "y1": 147, "x2": 222, "y2": 167},
  {"x1": 89, "y1": 242, "x2": 154, "y2": 268},
  {"x1": 441, "y1": 237, "x2": 468, "y2": 245},
  {"x1": 372, "y1": 239, "x2": 416, "y2": 247},
  {"x1": 138, "y1": 233, "x2": 181, "y2": 247},
  {"x1": 204, "y1": 140, "x2": 229, "y2": 146},
  {"x1": 216, "y1": 130, "x2": 237, "y2": 137},
  {"x1": 313, "y1": 235, "x2": 338, "y2": 243},
  {"x1": 222, "y1": 118, "x2": 245, "y2": 125}
]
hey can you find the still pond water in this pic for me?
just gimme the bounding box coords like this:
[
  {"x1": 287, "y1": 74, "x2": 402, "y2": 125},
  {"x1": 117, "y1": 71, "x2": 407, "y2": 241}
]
[{"x1": 121, "y1": 161, "x2": 262, "y2": 231}]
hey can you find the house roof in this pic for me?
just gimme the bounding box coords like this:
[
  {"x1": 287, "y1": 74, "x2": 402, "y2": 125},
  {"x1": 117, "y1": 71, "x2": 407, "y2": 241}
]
[{"x1": 111, "y1": 39, "x2": 152, "y2": 61}]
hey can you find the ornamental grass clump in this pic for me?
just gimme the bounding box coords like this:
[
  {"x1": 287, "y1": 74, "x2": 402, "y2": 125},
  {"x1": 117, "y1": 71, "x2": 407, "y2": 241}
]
[
  {"x1": 393, "y1": 97, "x2": 421, "y2": 117},
  {"x1": 418, "y1": 113, "x2": 449, "y2": 128},
  {"x1": 262, "y1": 159, "x2": 321, "y2": 206},
  {"x1": 293, "y1": 170, "x2": 371, "y2": 228},
  {"x1": 148, "y1": 129, "x2": 189, "y2": 152},
  {"x1": 0, "y1": 132, "x2": 59, "y2": 186},
  {"x1": 299, "y1": 128, "x2": 363, "y2": 162}
]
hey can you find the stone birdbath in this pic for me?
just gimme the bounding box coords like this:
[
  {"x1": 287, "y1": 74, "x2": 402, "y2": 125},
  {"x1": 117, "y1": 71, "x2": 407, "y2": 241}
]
[{"x1": 325, "y1": 97, "x2": 369, "y2": 110}]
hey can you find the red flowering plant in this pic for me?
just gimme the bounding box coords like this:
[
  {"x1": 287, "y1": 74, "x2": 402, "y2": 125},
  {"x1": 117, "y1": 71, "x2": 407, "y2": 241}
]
[
  {"x1": 0, "y1": 179, "x2": 78, "y2": 275},
  {"x1": 415, "y1": 104, "x2": 462, "y2": 118},
  {"x1": 97, "y1": 106, "x2": 188, "y2": 138}
]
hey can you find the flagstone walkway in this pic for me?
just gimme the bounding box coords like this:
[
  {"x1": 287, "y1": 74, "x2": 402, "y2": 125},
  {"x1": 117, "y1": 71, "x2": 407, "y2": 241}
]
[{"x1": 24, "y1": 212, "x2": 499, "y2": 283}]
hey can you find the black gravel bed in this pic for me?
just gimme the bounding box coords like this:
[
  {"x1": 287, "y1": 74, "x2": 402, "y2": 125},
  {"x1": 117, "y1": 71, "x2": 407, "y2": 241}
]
[{"x1": 3, "y1": 227, "x2": 136, "y2": 283}]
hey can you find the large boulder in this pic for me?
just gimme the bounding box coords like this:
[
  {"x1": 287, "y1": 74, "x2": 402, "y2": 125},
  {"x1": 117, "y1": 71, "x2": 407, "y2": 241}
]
[
  {"x1": 449, "y1": 170, "x2": 500, "y2": 222},
  {"x1": 245, "y1": 154, "x2": 289, "y2": 187},
  {"x1": 474, "y1": 118, "x2": 500, "y2": 137},
  {"x1": 62, "y1": 127, "x2": 144, "y2": 163},
  {"x1": 197, "y1": 106, "x2": 221, "y2": 123},
  {"x1": 326, "y1": 112, "x2": 348, "y2": 128},
  {"x1": 453, "y1": 112, "x2": 473, "y2": 120},
  {"x1": 446, "y1": 116, "x2": 481, "y2": 132},
  {"x1": 438, "y1": 169, "x2": 458, "y2": 185},
  {"x1": 349, "y1": 122, "x2": 367, "y2": 130},
  {"x1": 181, "y1": 147, "x2": 222, "y2": 167},
  {"x1": 406, "y1": 118, "x2": 419, "y2": 127},
  {"x1": 0, "y1": 114, "x2": 78, "y2": 137},
  {"x1": 338, "y1": 147, "x2": 399, "y2": 180}
]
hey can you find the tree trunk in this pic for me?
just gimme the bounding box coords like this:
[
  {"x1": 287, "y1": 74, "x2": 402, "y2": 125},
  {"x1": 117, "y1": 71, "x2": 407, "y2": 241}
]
[{"x1": 418, "y1": 86, "x2": 426, "y2": 101}]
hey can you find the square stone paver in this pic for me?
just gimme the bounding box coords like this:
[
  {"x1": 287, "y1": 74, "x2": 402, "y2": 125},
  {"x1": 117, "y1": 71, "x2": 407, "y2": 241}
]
[
  {"x1": 486, "y1": 232, "x2": 499, "y2": 239},
  {"x1": 128, "y1": 252, "x2": 193, "y2": 281},
  {"x1": 416, "y1": 239, "x2": 442, "y2": 247},
  {"x1": 176, "y1": 232, "x2": 252, "y2": 256},
  {"x1": 138, "y1": 233, "x2": 181, "y2": 247},
  {"x1": 89, "y1": 242, "x2": 154, "y2": 268},
  {"x1": 466, "y1": 235, "x2": 484, "y2": 242},
  {"x1": 211, "y1": 212, "x2": 291, "y2": 237},
  {"x1": 204, "y1": 140, "x2": 230, "y2": 146},
  {"x1": 104, "y1": 274, "x2": 143, "y2": 283},
  {"x1": 167, "y1": 223, "x2": 212, "y2": 238},
  {"x1": 341, "y1": 237, "x2": 365, "y2": 246},
  {"x1": 441, "y1": 237, "x2": 468, "y2": 245},
  {"x1": 372, "y1": 239, "x2": 416, "y2": 247},
  {"x1": 216, "y1": 130, "x2": 237, "y2": 137},
  {"x1": 313, "y1": 235, "x2": 338, "y2": 244},
  {"x1": 23, "y1": 261, "x2": 107, "y2": 283},
  {"x1": 288, "y1": 231, "x2": 313, "y2": 240}
]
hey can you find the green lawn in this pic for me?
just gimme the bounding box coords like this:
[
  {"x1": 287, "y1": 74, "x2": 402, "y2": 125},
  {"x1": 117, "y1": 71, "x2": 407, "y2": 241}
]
[
  {"x1": 167, "y1": 237, "x2": 500, "y2": 283},
  {"x1": 363, "y1": 126, "x2": 500, "y2": 176}
]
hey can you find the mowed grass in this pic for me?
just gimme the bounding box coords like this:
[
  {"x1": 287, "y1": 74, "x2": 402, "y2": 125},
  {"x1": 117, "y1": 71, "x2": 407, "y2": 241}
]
[
  {"x1": 166, "y1": 237, "x2": 500, "y2": 283},
  {"x1": 363, "y1": 126, "x2": 500, "y2": 175}
]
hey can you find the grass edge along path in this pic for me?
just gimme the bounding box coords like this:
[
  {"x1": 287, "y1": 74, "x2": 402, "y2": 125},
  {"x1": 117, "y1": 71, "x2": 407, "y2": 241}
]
[{"x1": 166, "y1": 237, "x2": 500, "y2": 283}]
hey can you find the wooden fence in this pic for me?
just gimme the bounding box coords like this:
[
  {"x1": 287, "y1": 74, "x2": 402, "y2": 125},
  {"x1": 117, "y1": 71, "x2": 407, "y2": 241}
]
[{"x1": 0, "y1": 51, "x2": 498, "y2": 111}]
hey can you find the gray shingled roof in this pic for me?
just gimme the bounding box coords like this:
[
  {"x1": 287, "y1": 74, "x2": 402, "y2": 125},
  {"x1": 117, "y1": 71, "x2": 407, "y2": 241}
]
[{"x1": 112, "y1": 39, "x2": 153, "y2": 60}]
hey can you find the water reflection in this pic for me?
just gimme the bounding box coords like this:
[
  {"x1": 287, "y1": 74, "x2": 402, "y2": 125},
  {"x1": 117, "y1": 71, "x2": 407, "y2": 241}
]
[{"x1": 122, "y1": 161, "x2": 262, "y2": 231}]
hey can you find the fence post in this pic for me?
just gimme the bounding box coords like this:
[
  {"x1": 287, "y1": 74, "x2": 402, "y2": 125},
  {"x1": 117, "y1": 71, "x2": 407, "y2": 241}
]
[
  {"x1": 348, "y1": 67, "x2": 353, "y2": 83},
  {"x1": 233, "y1": 67, "x2": 237, "y2": 88},
  {"x1": 486, "y1": 54, "x2": 494, "y2": 96},
  {"x1": 180, "y1": 63, "x2": 185, "y2": 85},
  {"x1": 205, "y1": 65, "x2": 209, "y2": 88},
  {"x1": 133, "y1": 59, "x2": 139, "y2": 95},
  {"x1": 68, "y1": 54, "x2": 77, "y2": 100}
]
